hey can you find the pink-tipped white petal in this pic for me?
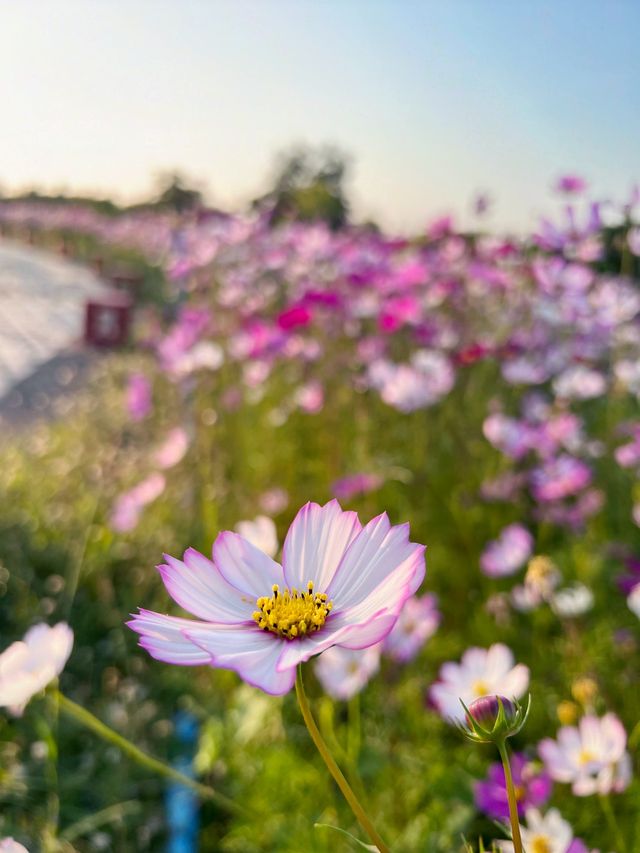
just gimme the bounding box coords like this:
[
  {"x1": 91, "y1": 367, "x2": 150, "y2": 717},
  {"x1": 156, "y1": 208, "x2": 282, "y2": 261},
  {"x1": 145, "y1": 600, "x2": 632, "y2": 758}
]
[
  {"x1": 184, "y1": 624, "x2": 295, "y2": 695},
  {"x1": 127, "y1": 610, "x2": 213, "y2": 665},
  {"x1": 282, "y1": 500, "x2": 362, "y2": 591},
  {"x1": 327, "y1": 514, "x2": 425, "y2": 611},
  {"x1": 213, "y1": 531, "x2": 285, "y2": 597},
  {"x1": 158, "y1": 549, "x2": 252, "y2": 623}
]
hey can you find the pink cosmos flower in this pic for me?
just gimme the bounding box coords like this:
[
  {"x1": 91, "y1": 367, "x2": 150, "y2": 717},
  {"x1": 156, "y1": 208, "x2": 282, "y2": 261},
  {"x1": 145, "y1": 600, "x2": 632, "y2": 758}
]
[
  {"x1": 382, "y1": 593, "x2": 440, "y2": 663},
  {"x1": 555, "y1": 175, "x2": 588, "y2": 194},
  {"x1": 0, "y1": 623, "x2": 73, "y2": 715},
  {"x1": 530, "y1": 455, "x2": 591, "y2": 503},
  {"x1": 539, "y1": 714, "x2": 631, "y2": 796},
  {"x1": 315, "y1": 644, "x2": 381, "y2": 701},
  {"x1": 128, "y1": 500, "x2": 425, "y2": 695},
  {"x1": 429, "y1": 643, "x2": 529, "y2": 723},
  {"x1": 480, "y1": 524, "x2": 534, "y2": 578},
  {"x1": 154, "y1": 427, "x2": 189, "y2": 469},
  {"x1": 126, "y1": 373, "x2": 152, "y2": 421},
  {"x1": 331, "y1": 472, "x2": 383, "y2": 502},
  {"x1": 110, "y1": 473, "x2": 166, "y2": 533},
  {"x1": 234, "y1": 516, "x2": 278, "y2": 558}
]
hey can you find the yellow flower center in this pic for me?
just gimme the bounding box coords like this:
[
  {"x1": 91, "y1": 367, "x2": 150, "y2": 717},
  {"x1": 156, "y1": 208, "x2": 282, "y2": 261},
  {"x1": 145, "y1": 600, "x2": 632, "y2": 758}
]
[
  {"x1": 530, "y1": 836, "x2": 552, "y2": 853},
  {"x1": 578, "y1": 748, "x2": 596, "y2": 766},
  {"x1": 252, "y1": 582, "x2": 333, "y2": 640},
  {"x1": 472, "y1": 680, "x2": 489, "y2": 696}
]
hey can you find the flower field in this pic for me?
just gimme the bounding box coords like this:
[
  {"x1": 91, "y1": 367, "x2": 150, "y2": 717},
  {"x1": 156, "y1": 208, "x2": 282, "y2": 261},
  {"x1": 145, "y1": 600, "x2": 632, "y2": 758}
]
[{"x1": 1, "y1": 182, "x2": 640, "y2": 852}]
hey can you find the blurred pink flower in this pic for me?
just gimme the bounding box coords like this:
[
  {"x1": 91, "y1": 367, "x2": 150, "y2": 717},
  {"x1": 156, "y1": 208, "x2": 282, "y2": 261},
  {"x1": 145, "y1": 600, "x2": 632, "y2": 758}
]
[
  {"x1": 480, "y1": 524, "x2": 533, "y2": 578},
  {"x1": 126, "y1": 373, "x2": 152, "y2": 421},
  {"x1": 382, "y1": 593, "x2": 440, "y2": 663},
  {"x1": 555, "y1": 175, "x2": 588, "y2": 194},
  {"x1": 111, "y1": 473, "x2": 166, "y2": 533},
  {"x1": 154, "y1": 427, "x2": 189, "y2": 469},
  {"x1": 332, "y1": 472, "x2": 383, "y2": 502}
]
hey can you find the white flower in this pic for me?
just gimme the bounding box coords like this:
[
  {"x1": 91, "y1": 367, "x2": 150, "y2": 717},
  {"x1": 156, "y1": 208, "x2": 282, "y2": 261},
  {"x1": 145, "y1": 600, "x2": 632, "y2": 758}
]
[
  {"x1": 539, "y1": 713, "x2": 631, "y2": 796},
  {"x1": 496, "y1": 808, "x2": 574, "y2": 852},
  {"x1": 234, "y1": 515, "x2": 279, "y2": 558},
  {"x1": 0, "y1": 839, "x2": 30, "y2": 853},
  {"x1": 551, "y1": 583, "x2": 594, "y2": 618},
  {"x1": 315, "y1": 644, "x2": 381, "y2": 701},
  {"x1": 0, "y1": 623, "x2": 73, "y2": 715},
  {"x1": 429, "y1": 643, "x2": 529, "y2": 723},
  {"x1": 627, "y1": 583, "x2": 640, "y2": 618},
  {"x1": 553, "y1": 365, "x2": 606, "y2": 400}
]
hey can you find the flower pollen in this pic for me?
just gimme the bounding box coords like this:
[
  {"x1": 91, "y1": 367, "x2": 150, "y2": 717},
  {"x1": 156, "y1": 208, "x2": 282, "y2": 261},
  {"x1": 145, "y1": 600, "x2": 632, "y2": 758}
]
[
  {"x1": 530, "y1": 837, "x2": 552, "y2": 853},
  {"x1": 252, "y1": 582, "x2": 333, "y2": 640}
]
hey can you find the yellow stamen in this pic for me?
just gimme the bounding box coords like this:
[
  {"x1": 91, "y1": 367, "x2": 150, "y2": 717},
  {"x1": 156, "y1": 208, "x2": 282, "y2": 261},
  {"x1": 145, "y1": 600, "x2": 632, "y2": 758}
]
[
  {"x1": 252, "y1": 581, "x2": 333, "y2": 640},
  {"x1": 472, "y1": 680, "x2": 489, "y2": 697},
  {"x1": 530, "y1": 837, "x2": 552, "y2": 853},
  {"x1": 578, "y1": 749, "x2": 596, "y2": 766}
]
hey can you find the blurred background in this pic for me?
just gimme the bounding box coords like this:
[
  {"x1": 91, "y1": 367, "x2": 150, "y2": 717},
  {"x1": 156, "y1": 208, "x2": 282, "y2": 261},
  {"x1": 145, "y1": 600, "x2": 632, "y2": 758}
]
[{"x1": 1, "y1": 3, "x2": 640, "y2": 853}]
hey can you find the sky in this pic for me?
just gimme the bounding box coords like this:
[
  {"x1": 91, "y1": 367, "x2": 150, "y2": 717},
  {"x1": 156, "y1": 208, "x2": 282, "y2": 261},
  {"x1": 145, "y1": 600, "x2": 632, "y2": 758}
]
[{"x1": 1, "y1": 0, "x2": 639, "y2": 233}]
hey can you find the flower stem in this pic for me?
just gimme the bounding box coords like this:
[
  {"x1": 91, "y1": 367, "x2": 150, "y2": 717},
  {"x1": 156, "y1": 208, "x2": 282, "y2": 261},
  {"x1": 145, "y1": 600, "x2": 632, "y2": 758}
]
[
  {"x1": 52, "y1": 690, "x2": 241, "y2": 815},
  {"x1": 599, "y1": 793, "x2": 628, "y2": 853},
  {"x1": 295, "y1": 666, "x2": 390, "y2": 853},
  {"x1": 497, "y1": 741, "x2": 523, "y2": 853}
]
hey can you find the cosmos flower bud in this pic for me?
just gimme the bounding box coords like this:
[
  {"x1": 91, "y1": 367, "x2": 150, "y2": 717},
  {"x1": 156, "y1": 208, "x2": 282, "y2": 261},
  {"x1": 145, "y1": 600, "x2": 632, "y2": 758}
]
[{"x1": 458, "y1": 693, "x2": 530, "y2": 745}]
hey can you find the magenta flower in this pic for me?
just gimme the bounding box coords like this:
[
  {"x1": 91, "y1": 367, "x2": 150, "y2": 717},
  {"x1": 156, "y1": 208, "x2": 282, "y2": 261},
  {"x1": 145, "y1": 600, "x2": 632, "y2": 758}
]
[
  {"x1": 555, "y1": 175, "x2": 588, "y2": 194},
  {"x1": 128, "y1": 500, "x2": 425, "y2": 695},
  {"x1": 474, "y1": 752, "x2": 552, "y2": 820},
  {"x1": 480, "y1": 524, "x2": 533, "y2": 578}
]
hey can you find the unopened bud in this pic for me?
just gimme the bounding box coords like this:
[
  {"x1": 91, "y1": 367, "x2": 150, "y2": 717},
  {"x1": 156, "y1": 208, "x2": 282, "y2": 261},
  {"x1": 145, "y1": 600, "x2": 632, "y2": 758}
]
[{"x1": 459, "y1": 693, "x2": 530, "y2": 745}]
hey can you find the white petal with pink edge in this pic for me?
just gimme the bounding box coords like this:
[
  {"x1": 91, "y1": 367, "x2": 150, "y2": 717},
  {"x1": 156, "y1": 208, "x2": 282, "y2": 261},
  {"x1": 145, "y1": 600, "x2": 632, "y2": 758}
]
[
  {"x1": 282, "y1": 500, "x2": 362, "y2": 591},
  {"x1": 158, "y1": 549, "x2": 252, "y2": 623},
  {"x1": 213, "y1": 531, "x2": 285, "y2": 597},
  {"x1": 184, "y1": 624, "x2": 296, "y2": 695},
  {"x1": 127, "y1": 610, "x2": 213, "y2": 665}
]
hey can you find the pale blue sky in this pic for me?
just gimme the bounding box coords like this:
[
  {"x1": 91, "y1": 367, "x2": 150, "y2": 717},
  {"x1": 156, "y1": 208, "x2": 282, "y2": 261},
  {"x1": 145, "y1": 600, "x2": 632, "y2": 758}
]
[{"x1": 0, "y1": 0, "x2": 638, "y2": 232}]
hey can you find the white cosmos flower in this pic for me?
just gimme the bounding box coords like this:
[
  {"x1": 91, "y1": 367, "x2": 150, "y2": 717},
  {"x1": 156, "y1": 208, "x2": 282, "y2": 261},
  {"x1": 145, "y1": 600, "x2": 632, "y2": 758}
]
[
  {"x1": 496, "y1": 808, "x2": 574, "y2": 852},
  {"x1": 429, "y1": 643, "x2": 529, "y2": 723},
  {"x1": 539, "y1": 713, "x2": 631, "y2": 796},
  {"x1": 0, "y1": 623, "x2": 74, "y2": 715},
  {"x1": 0, "y1": 839, "x2": 30, "y2": 853},
  {"x1": 551, "y1": 583, "x2": 594, "y2": 618},
  {"x1": 234, "y1": 515, "x2": 279, "y2": 558},
  {"x1": 315, "y1": 644, "x2": 381, "y2": 701},
  {"x1": 627, "y1": 583, "x2": 640, "y2": 618}
]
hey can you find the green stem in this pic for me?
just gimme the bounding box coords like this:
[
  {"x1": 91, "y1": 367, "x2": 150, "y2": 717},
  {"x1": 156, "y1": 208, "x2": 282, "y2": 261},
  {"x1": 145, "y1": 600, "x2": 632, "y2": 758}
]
[
  {"x1": 497, "y1": 741, "x2": 523, "y2": 853},
  {"x1": 295, "y1": 666, "x2": 390, "y2": 853},
  {"x1": 599, "y1": 793, "x2": 627, "y2": 853},
  {"x1": 52, "y1": 690, "x2": 241, "y2": 815}
]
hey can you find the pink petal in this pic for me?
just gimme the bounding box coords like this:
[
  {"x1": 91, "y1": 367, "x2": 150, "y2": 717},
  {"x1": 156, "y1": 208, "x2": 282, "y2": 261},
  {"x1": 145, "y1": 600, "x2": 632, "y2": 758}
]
[
  {"x1": 184, "y1": 623, "x2": 295, "y2": 695},
  {"x1": 128, "y1": 610, "x2": 213, "y2": 665},
  {"x1": 327, "y1": 514, "x2": 425, "y2": 611},
  {"x1": 158, "y1": 549, "x2": 252, "y2": 623},
  {"x1": 213, "y1": 531, "x2": 285, "y2": 597},
  {"x1": 282, "y1": 500, "x2": 362, "y2": 591}
]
